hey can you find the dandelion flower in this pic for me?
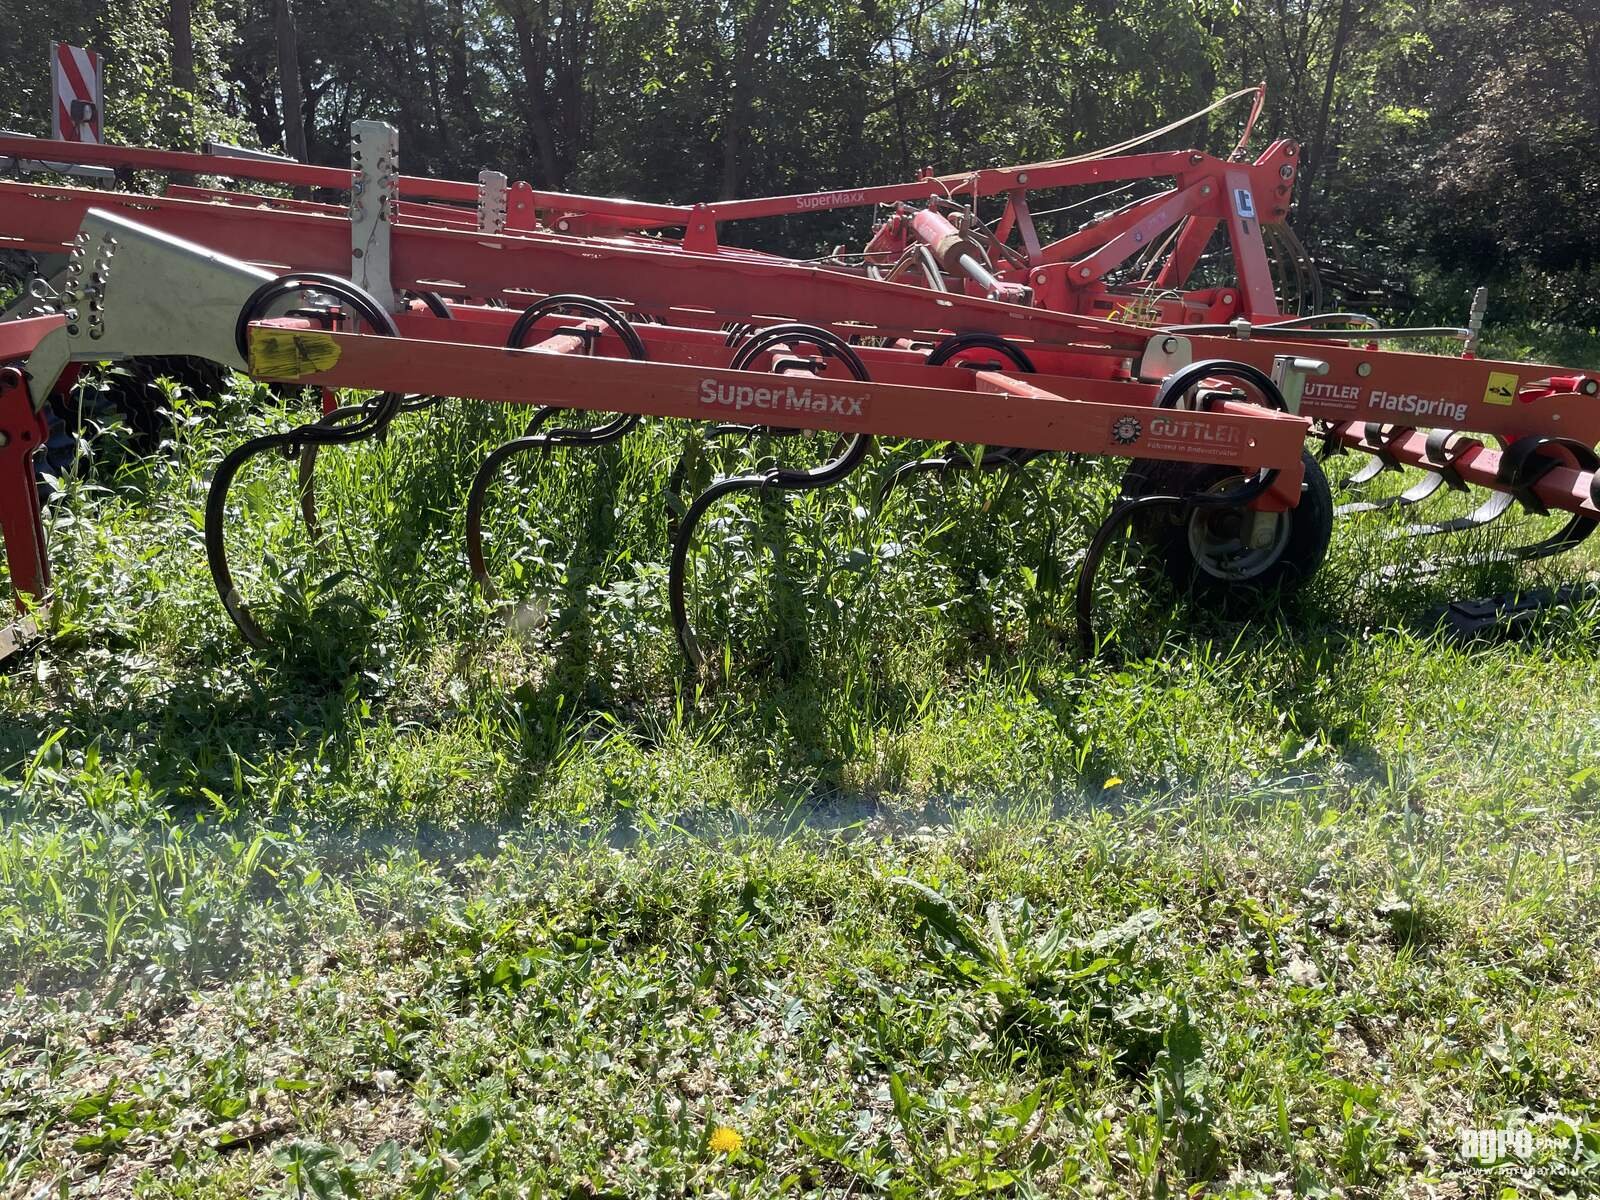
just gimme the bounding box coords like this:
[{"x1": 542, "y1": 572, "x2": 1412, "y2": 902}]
[
  {"x1": 1103, "y1": 776, "x2": 1123, "y2": 789},
  {"x1": 709, "y1": 1125, "x2": 742, "y2": 1155}
]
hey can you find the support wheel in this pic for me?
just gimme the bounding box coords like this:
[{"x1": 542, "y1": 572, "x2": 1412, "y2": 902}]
[{"x1": 1119, "y1": 449, "x2": 1333, "y2": 595}]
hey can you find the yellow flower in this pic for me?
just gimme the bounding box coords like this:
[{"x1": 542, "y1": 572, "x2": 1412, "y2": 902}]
[
  {"x1": 709, "y1": 1125, "x2": 743, "y2": 1155},
  {"x1": 1103, "y1": 776, "x2": 1124, "y2": 789}
]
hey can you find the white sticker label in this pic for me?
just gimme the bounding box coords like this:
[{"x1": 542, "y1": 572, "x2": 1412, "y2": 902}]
[{"x1": 1233, "y1": 187, "x2": 1256, "y2": 220}]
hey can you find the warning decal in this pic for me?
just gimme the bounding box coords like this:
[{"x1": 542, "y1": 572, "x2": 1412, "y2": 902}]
[
  {"x1": 249, "y1": 330, "x2": 343, "y2": 380},
  {"x1": 50, "y1": 42, "x2": 103, "y2": 144},
  {"x1": 1482, "y1": 371, "x2": 1519, "y2": 406}
]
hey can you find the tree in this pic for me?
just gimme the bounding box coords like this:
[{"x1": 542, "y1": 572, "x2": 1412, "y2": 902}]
[
  {"x1": 170, "y1": 0, "x2": 196, "y2": 138},
  {"x1": 718, "y1": 0, "x2": 780, "y2": 198},
  {"x1": 275, "y1": 0, "x2": 307, "y2": 162}
]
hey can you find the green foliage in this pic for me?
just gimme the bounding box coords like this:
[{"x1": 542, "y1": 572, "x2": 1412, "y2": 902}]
[
  {"x1": 0, "y1": 347, "x2": 1598, "y2": 1192},
  {"x1": 5, "y1": 0, "x2": 1593, "y2": 324}
]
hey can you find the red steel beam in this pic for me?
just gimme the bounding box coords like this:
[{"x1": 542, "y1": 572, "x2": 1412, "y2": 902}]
[
  {"x1": 244, "y1": 321, "x2": 1310, "y2": 472},
  {"x1": 1329, "y1": 423, "x2": 1600, "y2": 519},
  {"x1": 0, "y1": 134, "x2": 480, "y2": 203}
]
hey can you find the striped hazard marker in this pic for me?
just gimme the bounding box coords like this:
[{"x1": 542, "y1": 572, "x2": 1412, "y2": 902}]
[{"x1": 50, "y1": 42, "x2": 103, "y2": 144}]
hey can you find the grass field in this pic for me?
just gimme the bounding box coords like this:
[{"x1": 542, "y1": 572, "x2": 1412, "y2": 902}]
[{"x1": 3, "y1": 324, "x2": 1600, "y2": 1198}]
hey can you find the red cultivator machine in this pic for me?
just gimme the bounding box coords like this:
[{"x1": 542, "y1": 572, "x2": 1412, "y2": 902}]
[{"x1": 2, "y1": 89, "x2": 1597, "y2": 665}]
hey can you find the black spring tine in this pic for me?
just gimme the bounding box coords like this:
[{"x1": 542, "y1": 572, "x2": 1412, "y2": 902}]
[
  {"x1": 464, "y1": 414, "x2": 642, "y2": 602},
  {"x1": 877, "y1": 445, "x2": 1038, "y2": 507},
  {"x1": 465, "y1": 296, "x2": 648, "y2": 604},
  {"x1": 208, "y1": 391, "x2": 407, "y2": 650},
  {"x1": 879, "y1": 334, "x2": 1039, "y2": 506},
  {"x1": 1075, "y1": 462, "x2": 1284, "y2": 654},
  {"x1": 295, "y1": 403, "x2": 385, "y2": 546},
  {"x1": 1076, "y1": 359, "x2": 1290, "y2": 654},
  {"x1": 1334, "y1": 469, "x2": 1447, "y2": 517},
  {"x1": 1506, "y1": 514, "x2": 1599, "y2": 563},
  {"x1": 211, "y1": 273, "x2": 404, "y2": 649},
  {"x1": 670, "y1": 323, "x2": 873, "y2": 669},
  {"x1": 670, "y1": 433, "x2": 872, "y2": 670},
  {"x1": 1075, "y1": 495, "x2": 1182, "y2": 653},
  {"x1": 1396, "y1": 489, "x2": 1517, "y2": 539}
]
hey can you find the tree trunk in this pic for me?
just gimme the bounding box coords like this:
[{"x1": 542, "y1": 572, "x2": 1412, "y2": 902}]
[
  {"x1": 507, "y1": 2, "x2": 566, "y2": 187},
  {"x1": 1298, "y1": 0, "x2": 1358, "y2": 234},
  {"x1": 719, "y1": 0, "x2": 780, "y2": 199},
  {"x1": 275, "y1": 0, "x2": 308, "y2": 163},
  {"x1": 169, "y1": 0, "x2": 195, "y2": 139},
  {"x1": 445, "y1": 0, "x2": 486, "y2": 156}
]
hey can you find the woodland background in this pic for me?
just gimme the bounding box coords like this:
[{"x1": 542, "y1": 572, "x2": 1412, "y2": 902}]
[{"x1": 2, "y1": 0, "x2": 1597, "y2": 328}]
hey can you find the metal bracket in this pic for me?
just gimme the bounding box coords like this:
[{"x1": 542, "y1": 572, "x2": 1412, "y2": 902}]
[
  {"x1": 21, "y1": 207, "x2": 273, "y2": 402},
  {"x1": 478, "y1": 170, "x2": 508, "y2": 235},
  {"x1": 1137, "y1": 333, "x2": 1192, "y2": 382},
  {"x1": 350, "y1": 120, "x2": 400, "y2": 313},
  {"x1": 1465, "y1": 285, "x2": 1488, "y2": 357},
  {"x1": 1270, "y1": 354, "x2": 1329, "y2": 415}
]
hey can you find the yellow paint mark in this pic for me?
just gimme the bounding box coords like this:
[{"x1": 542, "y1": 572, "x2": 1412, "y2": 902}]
[
  {"x1": 1483, "y1": 370, "x2": 1519, "y2": 406},
  {"x1": 249, "y1": 330, "x2": 342, "y2": 380}
]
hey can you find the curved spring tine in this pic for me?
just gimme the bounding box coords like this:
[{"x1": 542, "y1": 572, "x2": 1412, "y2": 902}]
[
  {"x1": 1074, "y1": 495, "x2": 1183, "y2": 653},
  {"x1": 1344, "y1": 455, "x2": 1392, "y2": 487},
  {"x1": 1397, "y1": 488, "x2": 1516, "y2": 538},
  {"x1": 207, "y1": 390, "x2": 406, "y2": 649},
  {"x1": 668, "y1": 322, "x2": 873, "y2": 668},
  {"x1": 669, "y1": 433, "x2": 873, "y2": 670},
  {"x1": 212, "y1": 271, "x2": 407, "y2": 648},
  {"x1": 295, "y1": 403, "x2": 381, "y2": 544},
  {"x1": 878, "y1": 444, "x2": 1043, "y2": 507},
  {"x1": 464, "y1": 295, "x2": 649, "y2": 605},
  {"x1": 1334, "y1": 469, "x2": 1447, "y2": 517},
  {"x1": 1075, "y1": 454, "x2": 1283, "y2": 655},
  {"x1": 880, "y1": 333, "x2": 1041, "y2": 505},
  {"x1": 664, "y1": 425, "x2": 814, "y2": 542},
  {"x1": 1507, "y1": 513, "x2": 1600, "y2": 562},
  {"x1": 464, "y1": 413, "x2": 642, "y2": 603}
]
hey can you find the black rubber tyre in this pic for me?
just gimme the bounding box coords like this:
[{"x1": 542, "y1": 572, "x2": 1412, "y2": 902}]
[{"x1": 1119, "y1": 448, "x2": 1333, "y2": 596}]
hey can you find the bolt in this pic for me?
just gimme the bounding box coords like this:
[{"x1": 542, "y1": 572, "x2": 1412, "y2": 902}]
[
  {"x1": 1221, "y1": 293, "x2": 1233, "y2": 305},
  {"x1": 1358, "y1": 362, "x2": 1372, "y2": 377},
  {"x1": 1133, "y1": 232, "x2": 1144, "y2": 244},
  {"x1": 1162, "y1": 337, "x2": 1179, "y2": 354},
  {"x1": 1201, "y1": 185, "x2": 1212, "y2": 196},
  {"x1": 1079, "y1": 267, "x2": 1092, "y2": 279},
  {"x1": 1018, "y1": 172, "x2": 1029, "y2": 184},
  {"x1": 1280, "y1": 164, "x2": 1295, "y2": 179}
]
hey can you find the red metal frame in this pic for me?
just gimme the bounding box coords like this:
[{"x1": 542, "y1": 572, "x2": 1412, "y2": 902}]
[
  {"x1": 245, "y1": 309, "x2": 1310, "y2": 490},
  {"x1": 6, "y1": 115, "x2": 1600, "y2": 647},
  {"x1": 0, "y1": 318, "x2": 59, "y2": 611}
]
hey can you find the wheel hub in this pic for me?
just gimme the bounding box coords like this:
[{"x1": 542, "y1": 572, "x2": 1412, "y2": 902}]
[{"x1": 1186, "y1": 477, "x2": 1292, "y2": 581}]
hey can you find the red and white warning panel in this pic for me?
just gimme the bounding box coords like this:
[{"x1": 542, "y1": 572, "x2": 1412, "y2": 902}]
[{"x1": 49, "y1": 42, "x2": 103, "y2": 144}]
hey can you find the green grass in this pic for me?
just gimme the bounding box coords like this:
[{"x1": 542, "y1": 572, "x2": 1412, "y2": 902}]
[{"x1": 3, "y1": 327, "x2": 1600, "y2": 1196}]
